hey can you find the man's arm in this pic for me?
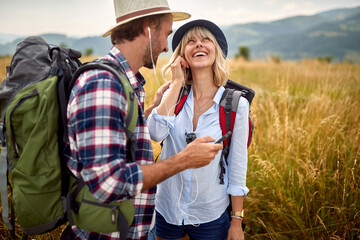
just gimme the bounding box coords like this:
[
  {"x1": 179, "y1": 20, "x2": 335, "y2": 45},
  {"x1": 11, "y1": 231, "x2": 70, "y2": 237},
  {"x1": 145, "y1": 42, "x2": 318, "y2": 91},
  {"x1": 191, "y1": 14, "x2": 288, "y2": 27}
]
[
  {"x1": 144, "y1": 81, "x2": 171, "y2": 119},
  {"x1": 140, "y1": 136, "x2": 223, "y2": 191}
]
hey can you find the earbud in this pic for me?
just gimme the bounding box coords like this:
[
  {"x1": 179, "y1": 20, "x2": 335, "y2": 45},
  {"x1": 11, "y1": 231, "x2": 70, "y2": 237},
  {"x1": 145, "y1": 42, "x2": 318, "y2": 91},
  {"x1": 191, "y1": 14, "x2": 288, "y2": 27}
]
[{"x1": 147, "y1": 27, "x2": 151, "y2": 39}]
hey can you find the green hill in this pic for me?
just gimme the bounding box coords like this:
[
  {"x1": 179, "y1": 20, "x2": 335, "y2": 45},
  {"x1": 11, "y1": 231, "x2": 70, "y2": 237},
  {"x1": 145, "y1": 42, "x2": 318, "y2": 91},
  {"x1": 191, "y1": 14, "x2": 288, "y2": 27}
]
[{"x1": 250, "y1": 13, "x2": 360, "y2": 61}]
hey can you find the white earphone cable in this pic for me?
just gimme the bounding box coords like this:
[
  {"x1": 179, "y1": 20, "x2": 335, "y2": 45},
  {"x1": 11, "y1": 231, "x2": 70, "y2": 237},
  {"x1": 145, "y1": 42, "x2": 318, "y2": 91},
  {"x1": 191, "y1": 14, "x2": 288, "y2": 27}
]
[{"x1": 148, "y1": 27, "x2": 200, "y2": 227}]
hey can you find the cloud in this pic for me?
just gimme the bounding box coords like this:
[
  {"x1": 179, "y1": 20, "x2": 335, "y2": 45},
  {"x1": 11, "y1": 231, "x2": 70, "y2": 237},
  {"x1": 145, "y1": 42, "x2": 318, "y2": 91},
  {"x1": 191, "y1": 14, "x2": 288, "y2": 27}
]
[
  {"x1": 282, "y1": 2, "x2": 298, "y2": 11},
  {"x1": 264, "y1": 0, "x2": 279, "y2": 6},
  {"x1": 195, "y1": 7, "x2": 276, "y2": 25},
  {"x1": 304, "y1": 1, "x2": 314, "y2": 7}
]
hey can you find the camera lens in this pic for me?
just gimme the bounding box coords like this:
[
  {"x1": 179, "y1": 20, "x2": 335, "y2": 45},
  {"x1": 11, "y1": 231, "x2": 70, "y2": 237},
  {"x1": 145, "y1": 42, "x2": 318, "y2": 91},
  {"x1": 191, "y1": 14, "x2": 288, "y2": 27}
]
[{"x1": 185, "y1": 132, "x2": 196, "y2": 144}]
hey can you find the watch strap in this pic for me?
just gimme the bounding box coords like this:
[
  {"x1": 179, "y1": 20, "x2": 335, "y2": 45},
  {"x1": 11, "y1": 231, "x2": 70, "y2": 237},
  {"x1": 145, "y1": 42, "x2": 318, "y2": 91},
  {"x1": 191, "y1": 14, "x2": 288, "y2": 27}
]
[{"x1": 230, "y1": 210, "x2": 244, "y2": 217}]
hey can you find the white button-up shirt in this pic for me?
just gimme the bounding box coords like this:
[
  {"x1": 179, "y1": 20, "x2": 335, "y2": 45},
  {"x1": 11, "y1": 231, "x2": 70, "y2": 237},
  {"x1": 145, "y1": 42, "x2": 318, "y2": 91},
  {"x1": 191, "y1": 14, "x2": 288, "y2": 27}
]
[{"x1": 147, "y1": 85, "x2": 249, "y2": 225}]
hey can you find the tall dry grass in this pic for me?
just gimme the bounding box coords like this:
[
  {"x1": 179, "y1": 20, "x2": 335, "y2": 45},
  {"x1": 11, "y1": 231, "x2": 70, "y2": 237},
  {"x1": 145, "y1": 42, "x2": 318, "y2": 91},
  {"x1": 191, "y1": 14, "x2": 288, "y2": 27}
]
[
  {"x1": 226, "y1": 59, "x2": 360, "y2": 239},
  {"x1": 0, "y1": 56, "x2": 359, "y2": 239}
]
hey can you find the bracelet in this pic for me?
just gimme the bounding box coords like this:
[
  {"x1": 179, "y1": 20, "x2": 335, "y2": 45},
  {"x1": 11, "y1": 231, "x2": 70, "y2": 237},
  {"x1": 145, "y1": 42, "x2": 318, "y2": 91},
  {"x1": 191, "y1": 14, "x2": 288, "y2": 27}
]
[{"x1": 231, "y1": 215, "x2": 244, "y2": 221}]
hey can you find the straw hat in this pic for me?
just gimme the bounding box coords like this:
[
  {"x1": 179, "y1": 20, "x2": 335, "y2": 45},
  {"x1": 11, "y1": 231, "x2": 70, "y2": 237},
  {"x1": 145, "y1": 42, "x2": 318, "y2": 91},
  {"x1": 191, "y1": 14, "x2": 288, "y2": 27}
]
[{"x1": 103, "y1": 0, "x2": 191, "y2": 37}]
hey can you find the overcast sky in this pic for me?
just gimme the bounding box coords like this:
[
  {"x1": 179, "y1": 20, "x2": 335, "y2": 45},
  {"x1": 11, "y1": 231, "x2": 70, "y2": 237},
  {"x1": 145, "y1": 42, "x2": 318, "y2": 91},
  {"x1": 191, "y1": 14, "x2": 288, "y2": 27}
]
[{"x1": 1, "y1": 0, "x2": 359, "y2": 37}]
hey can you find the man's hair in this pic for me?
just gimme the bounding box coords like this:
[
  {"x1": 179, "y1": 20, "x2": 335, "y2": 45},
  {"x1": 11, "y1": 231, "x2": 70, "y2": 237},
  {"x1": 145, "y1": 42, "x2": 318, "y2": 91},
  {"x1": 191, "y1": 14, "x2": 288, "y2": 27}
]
[
  {"x1": 162, "y1": 26, "x2": 229, "y2": 87},
  {"x1": 111, "y1": 14, "x2": 169, "y2": 45}
]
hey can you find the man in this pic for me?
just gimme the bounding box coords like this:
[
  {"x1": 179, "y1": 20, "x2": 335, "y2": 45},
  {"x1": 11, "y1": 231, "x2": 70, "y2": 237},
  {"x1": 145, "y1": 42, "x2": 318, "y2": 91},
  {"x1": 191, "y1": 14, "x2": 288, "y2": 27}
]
[{"x1": 64, "y1": 0, "x2": 223, "y2": 239}]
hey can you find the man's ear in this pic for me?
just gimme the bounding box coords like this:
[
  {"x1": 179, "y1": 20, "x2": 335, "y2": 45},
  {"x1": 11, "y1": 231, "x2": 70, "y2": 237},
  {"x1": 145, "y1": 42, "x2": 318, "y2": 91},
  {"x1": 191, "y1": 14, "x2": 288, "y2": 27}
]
[
  {"x1": 142, "y1": 25, "x2": 152, "y2": 37},
  {"x1": 143, "y1": 26, "x2": 151, "y2": 43}
]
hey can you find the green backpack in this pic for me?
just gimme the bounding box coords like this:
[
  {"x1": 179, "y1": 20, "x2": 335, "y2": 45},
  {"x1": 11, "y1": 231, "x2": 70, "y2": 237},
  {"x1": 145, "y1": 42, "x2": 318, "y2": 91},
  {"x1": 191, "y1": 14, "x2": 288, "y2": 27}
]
[{"x1": 0, "y1": 36, "x2": 138, "y2": 239}]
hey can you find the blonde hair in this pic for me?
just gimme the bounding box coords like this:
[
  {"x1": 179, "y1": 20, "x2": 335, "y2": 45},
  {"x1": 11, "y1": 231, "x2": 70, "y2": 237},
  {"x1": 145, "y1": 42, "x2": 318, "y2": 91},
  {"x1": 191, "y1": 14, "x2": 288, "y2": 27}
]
[{"x1": 162, "y1": 26, "x2": 229, "y2": 86}]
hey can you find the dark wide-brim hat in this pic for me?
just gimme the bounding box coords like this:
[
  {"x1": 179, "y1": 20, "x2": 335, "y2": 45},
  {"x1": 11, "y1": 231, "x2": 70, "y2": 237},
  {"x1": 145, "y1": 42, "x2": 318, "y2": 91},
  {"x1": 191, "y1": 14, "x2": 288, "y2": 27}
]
[{"x1": 172, "y1": 19, "x2": 228, "y2": 57}]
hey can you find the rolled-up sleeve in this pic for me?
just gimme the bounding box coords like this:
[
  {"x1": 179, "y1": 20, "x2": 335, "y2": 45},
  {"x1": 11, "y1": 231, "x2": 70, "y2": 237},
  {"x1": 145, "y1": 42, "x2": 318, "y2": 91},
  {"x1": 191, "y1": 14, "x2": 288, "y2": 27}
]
[
  {"x1": 147, "y1": 108, "x2": 176, "y2": 142},
  {"x1": 147, "y1": 87, "x2": 177, "y2": 142},
  {"x1": 227, "y1": 97, "x2": 250, "y2": 196}
]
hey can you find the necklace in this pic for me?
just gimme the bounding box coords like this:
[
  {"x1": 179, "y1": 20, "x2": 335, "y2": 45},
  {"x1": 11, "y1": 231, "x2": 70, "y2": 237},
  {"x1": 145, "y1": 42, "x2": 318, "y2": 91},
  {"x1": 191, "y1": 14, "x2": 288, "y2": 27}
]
[{"x1": 195, "y1": 97, "x2": 213, "y2": 113}]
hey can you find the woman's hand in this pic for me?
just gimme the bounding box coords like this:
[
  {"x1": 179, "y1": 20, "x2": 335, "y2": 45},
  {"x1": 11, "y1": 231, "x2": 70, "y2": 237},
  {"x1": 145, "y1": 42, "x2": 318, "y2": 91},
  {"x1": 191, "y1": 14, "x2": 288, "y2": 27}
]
[
  {"x1": 170, "y1": 56, "x2": 189, "y2": 84},
  {"x1": 227, "y1": 218, "x2": 244, "y2": 240}
]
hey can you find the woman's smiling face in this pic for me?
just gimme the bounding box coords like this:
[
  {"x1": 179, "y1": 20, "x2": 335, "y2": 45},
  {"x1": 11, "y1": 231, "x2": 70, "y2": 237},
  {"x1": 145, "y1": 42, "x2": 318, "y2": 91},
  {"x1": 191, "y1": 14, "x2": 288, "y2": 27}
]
[{"x1": 183, "y1": 29, "x2": 216, "y2": 70}]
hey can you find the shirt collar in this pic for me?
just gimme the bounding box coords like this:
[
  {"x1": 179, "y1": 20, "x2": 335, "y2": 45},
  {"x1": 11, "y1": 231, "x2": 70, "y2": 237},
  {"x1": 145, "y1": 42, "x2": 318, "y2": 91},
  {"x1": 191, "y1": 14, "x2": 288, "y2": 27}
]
[
  {"x1": 188, "y1": 85, "x2": 225, "y2": 113},
  {"x1": 214, "y1": 86, "x2": 225, "y2": 105},
  {"x1": 106, "y1": 46, "x2": 146, "y2": 90}
]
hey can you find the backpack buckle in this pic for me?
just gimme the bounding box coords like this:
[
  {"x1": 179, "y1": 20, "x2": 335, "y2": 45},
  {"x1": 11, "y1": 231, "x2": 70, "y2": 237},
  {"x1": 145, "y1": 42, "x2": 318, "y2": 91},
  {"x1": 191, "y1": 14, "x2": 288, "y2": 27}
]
[
  {"x1": 241, "y1": 89, "x2": 248, "y2": 96},
  {"x1": 0, "y1": 123, "x2": 5, "y2": 147},
  {"x1": 224, "y1": 90, "x2": 233, "y2": 114},
  {"x1": 6, "y1": 66, "x2": 10, "y2": 78},
  {"x1": 50, "y1": 66, "x2": 61, "y2": 76}
]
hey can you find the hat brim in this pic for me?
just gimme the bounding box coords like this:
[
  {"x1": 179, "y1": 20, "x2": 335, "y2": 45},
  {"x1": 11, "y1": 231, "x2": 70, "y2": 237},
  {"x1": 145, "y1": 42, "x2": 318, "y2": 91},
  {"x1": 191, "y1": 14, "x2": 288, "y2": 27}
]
[
  {"x1": 172, "y1": 19, "x2": 228, "y2": 57},
  {"x1": 103, "y1": 11, "x2": 190, "y2": 37}
]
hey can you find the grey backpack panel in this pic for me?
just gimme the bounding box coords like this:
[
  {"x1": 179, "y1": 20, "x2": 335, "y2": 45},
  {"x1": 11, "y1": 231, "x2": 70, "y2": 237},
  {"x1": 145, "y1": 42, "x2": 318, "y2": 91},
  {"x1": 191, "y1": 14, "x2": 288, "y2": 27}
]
[{"x1": 0, "y1": 36, "x2": 51, "y2": 117}]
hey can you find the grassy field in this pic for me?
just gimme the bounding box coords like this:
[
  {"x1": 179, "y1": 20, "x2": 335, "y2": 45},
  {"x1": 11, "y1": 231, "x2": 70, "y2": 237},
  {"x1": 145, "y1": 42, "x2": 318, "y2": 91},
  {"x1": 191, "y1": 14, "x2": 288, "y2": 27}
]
[{"x1": 0, "y1": 56, "x2": 359, "y2": 239}]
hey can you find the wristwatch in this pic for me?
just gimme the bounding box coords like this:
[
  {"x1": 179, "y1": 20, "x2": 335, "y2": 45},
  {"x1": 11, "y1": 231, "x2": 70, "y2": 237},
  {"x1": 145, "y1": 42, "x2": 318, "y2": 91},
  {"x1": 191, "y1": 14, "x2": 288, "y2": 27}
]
[{"x1": 230, "y1": 210, "x2": 244, "y2": 218}]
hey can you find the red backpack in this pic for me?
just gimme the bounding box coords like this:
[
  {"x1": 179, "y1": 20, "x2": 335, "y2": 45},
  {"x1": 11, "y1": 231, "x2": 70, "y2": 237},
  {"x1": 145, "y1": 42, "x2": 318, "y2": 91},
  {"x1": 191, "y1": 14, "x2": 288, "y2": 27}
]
[{"x1": 173, "y1": 79, "x2": 255, "y2": 184}]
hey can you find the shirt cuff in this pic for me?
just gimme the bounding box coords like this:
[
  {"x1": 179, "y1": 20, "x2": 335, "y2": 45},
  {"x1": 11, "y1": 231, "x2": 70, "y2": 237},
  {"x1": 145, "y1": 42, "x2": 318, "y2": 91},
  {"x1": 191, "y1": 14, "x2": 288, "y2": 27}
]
[
  {"x1": 227, "y1": 183, "x2": 249, "y2": 196},
  {"x1": 151, "y1": 108, "x2": 176, "y2": 129},
  {"x1": 133, "y1": 164, "x2": 144, "y2": 195}
]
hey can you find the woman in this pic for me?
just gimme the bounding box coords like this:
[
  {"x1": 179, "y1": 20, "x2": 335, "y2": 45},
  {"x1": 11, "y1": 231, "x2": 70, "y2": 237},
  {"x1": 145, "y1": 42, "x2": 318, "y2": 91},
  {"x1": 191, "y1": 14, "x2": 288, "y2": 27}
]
[{"x1": 148, "y1": 19, "x2": 249, "y2": 240}]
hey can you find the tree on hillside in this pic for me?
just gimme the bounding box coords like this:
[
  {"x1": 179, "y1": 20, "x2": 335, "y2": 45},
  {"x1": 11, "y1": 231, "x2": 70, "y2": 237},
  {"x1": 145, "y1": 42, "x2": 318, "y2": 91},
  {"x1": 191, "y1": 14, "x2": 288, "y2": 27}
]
[
  {"x1": 317, "y1": 56, "x2": 333, "y2": 63},
  {"x1": 84, "y1": 48, "x2": 94, "y2": 56},
  {"x1": 235, "y1": 46, "x2": 250, "y2": 61},
  {"x1": 59, "y1": 43, "x2": 68, "y2": 48},
  {"x1": 270, "y1": 55, "x2": 281, "y2": 64}
]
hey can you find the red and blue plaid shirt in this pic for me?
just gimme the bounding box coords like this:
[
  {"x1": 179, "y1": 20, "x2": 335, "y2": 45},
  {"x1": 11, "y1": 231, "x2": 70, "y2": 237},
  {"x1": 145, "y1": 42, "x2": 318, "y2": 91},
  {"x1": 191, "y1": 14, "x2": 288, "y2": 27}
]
[{"x1": 66, "y1": 46, "x2": 155, "y2": 240}]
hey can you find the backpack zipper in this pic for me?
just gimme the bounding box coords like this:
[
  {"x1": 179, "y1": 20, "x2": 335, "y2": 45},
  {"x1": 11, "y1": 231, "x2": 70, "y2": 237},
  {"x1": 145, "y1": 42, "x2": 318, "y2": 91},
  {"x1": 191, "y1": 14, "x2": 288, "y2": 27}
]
[{"x1": 81, "y1": 199, "x2": 120, "y2": 225}]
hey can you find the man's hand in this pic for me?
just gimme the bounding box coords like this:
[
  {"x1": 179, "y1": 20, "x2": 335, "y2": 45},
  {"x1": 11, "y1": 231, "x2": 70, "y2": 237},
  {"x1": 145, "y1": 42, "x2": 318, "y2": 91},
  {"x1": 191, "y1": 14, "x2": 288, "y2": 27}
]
[
  {"x1": 144, "y1": 81, "x2": 171, "y2": 119},
  {"x1": 180, "y1": 136, "x2": 223, "y2": 169},
  {"x1": 140, "y1": 136, "x2": 222, "y2": 191},
  {"x1": 153, "y1": 81, "x2": 171, "y2": 107}
]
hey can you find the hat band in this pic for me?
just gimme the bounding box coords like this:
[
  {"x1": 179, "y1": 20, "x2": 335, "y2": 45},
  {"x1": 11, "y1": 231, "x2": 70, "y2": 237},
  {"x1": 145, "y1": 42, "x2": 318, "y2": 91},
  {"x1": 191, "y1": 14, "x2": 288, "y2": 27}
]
[{"x1": 116, "y1": 7, "x2": 170, "y2": 23}]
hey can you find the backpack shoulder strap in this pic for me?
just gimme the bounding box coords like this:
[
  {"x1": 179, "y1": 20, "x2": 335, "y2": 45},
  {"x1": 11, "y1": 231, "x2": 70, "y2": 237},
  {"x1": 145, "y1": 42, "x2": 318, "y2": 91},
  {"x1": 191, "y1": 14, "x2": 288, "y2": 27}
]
[
  {"x1": 51, "y1": 47, "x2": 82, "y2": 145},
  {"x1": 67, "y1": 61, "x2": 138, "y2": 236},
  {"x1": 174, "y1": 84, "x2": 191, "y2": 115},
  {"x1": 219, "y1": 89, "x2": 241, "y2": 151},
  {"x1": 218, "y1": 88, "x2": 242, "y2": 184},
  {"x1": 70, "y1": 59, "x2": 138, "y2": 137},
  {"x1": 224, "y1": 80, "x2": 255, "y2": 147}
]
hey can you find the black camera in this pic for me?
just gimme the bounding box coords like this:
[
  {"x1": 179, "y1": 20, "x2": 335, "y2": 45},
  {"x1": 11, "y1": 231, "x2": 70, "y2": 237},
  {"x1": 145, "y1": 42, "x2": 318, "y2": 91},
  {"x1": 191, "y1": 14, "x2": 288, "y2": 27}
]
[{"x1": 185, "y1": 132, "x2": 196, "y2": 144}]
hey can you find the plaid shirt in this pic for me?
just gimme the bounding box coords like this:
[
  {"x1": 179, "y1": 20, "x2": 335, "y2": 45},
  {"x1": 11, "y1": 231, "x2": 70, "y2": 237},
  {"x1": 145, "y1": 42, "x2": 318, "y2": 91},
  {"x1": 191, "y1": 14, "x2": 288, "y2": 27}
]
[{"x1": 66, "y1": 46, "x2": 155, "y2": 240}]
